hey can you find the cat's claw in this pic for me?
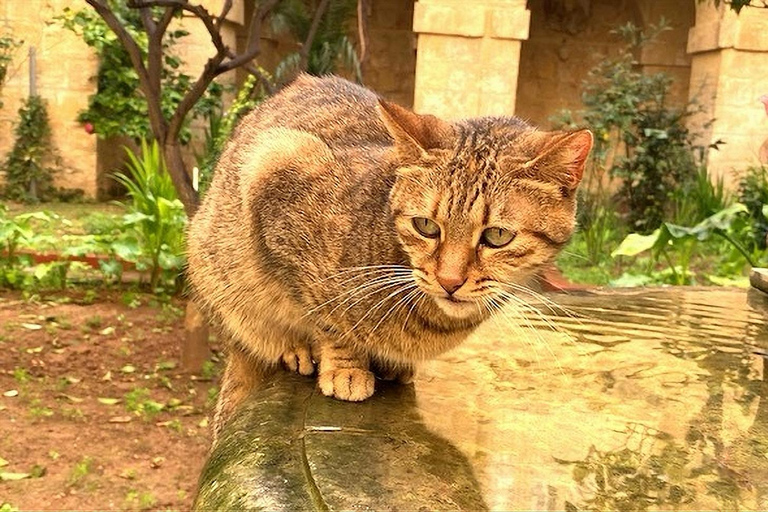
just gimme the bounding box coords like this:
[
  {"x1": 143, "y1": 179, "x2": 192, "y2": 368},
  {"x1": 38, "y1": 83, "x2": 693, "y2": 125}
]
[
  {"x1": 281, "y1": 345, "x2": 315, "y2": 376},
  {"x1": 318, "y1": 368, "x2": 375, "y2": 401}
]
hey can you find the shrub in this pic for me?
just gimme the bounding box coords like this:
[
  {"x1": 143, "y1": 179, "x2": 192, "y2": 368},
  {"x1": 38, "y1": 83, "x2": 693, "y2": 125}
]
[{"x1": 2, "y1": 96, "x2": 59, "y2": 203}]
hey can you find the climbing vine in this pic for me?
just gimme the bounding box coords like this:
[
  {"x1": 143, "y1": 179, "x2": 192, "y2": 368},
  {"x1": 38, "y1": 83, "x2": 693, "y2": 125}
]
[{"x1": 2, "y1": 95, "x2": 59, "y2": 202}]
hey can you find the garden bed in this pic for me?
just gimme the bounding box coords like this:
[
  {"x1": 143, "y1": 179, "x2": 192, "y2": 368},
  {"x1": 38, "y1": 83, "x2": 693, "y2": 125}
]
[{"x1": 0, "y1": 290, "x2": 220, "y2": 510}]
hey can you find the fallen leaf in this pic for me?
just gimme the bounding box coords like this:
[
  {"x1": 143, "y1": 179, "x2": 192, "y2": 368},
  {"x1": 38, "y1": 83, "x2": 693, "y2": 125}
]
[
  {"x1": 155, "y1": 421, "x2": 172, "y2": 427},
  {"x1": 30, "y1": 464, "x2": 46, "y2": 478},
  {"x1": 58, "y1": 394, "x2": 84, "y2": 403},
  {"x1": 198, "y1": 417, "x2": 209, "y2": 428},
  {"x1": 108, "y1": 415, "x2": 132, "y2": 423},
  {"x1": 0, "y1": 472, "x2": 31, "y2": 481},
  {"x1": 20, "y1": 323, "x2": 42, "y2": 330},
  {"x1": 98, "y1": 397, "x2": 120, "y2": 406},
  {"x1": 150, "y1": 456, "x2": 164, "y2": 469},
  {"x1": 99, "y1": 326, "x2": 116, "y2": 336},
  {"x1": 65, "y1": 376, "x2": 81, "y2": 384},
  {"x1": 3, "y1": 390, "x2": 18, "y2": 398},
  {"x1": 0, "y1": 457, "x2": 8, "y2": 467},
  {"x1": 120, "y1": 365, "x2": 136, "y2": 374},
  {"x1": 25, "y1": 346, "x2": 43, "y2": 354},
  {"x1": 101, "y1": 371, "x2": 112, "y2": 382}
]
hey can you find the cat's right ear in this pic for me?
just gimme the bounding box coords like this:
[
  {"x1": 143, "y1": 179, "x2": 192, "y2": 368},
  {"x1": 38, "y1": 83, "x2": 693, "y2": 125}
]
[{"x1": 377, "y1": 99, "x2": 454, "y2": 161}]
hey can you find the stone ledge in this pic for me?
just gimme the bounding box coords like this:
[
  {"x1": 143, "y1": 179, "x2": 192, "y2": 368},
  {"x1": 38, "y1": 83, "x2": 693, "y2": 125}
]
[
  {"x1": 413, "y1": 2, "x2": 486, "y2": 38},
  {"x1": 413, "y1": 2, "x2": 530, "y2": 40}
]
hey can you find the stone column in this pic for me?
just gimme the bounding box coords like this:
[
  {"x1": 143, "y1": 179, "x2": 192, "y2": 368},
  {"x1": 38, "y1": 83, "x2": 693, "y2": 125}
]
[
  {"x1": 412, "y1": 0, "x2": 530, "y2": 119},
  {"x1": 687, "y1": 3, "x2": 768, "y2": 184}
]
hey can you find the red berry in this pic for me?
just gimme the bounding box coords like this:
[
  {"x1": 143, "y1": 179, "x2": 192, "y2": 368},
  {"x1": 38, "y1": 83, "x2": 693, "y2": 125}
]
[{"x1": 84, "y1": 122, "x2": 94, "y2": 134}]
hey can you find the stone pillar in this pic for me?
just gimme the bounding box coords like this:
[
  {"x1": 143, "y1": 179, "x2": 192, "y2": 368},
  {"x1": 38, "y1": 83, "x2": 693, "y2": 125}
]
[
  {"x1": 412, "y1": 0, "x2": 530, "y2": 119},
  {"x1": 687, "y1": 3, "x2": 768, "y2": 184}
]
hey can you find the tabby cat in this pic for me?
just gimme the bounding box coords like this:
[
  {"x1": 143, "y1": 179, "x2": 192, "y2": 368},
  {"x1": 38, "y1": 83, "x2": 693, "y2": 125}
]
[{"x1": 186, "y1": 75, "x2": 592, "y2": 435}]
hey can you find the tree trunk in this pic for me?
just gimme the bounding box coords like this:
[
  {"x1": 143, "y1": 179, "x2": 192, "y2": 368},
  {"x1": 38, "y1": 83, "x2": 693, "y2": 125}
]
[
  {"x1": 162, "y1": 141, "x2": 199, "y2": 217},
  {"x1": 182, "y1": 300, "x2": 211, "y2": 373},
  {"x1": 160, "y1": 141, "x2": 209, "y2": 371}
]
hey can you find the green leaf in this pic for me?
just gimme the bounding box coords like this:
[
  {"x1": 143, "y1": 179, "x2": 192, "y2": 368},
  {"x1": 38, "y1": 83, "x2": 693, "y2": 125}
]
[{"x1": 611, "y1": 229, "x2": 661, "y2": 257}]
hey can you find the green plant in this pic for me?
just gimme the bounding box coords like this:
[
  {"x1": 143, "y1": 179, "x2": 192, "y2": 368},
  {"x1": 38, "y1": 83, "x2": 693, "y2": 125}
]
[
  {"x1": 553, "y1": 20, "x2": 717, "y2": 235},
  {"x1": 271, "y1": 0, "x2": 362, "y2": 83},
  {"x1": 67, "y1": 456, "x2": 94, "y2": 487},
  {"x1": 58, "y1": 5, "x2": 222, "y2": 143},
  {"x1": 0, "y1": 34, "x2": 22, "y2": 109},
  {"x1": 12, "y1": 367, "x2": 30, "y2": 383},
  {"x1": 124, "y1": 387, "x2": 165, "y2": 419},
  {"x1": 673, "y1": 165, "x2": 730, "y2": 226},
  {"x1": 737, "y1": 164, "x2": 768, "y2": 251},
  {"x1": 0, "y1": 207, "x2": 52, "y2": 289},
  {"x1": 2, "y1": 96, "x2": 59, "y2": 202},
  {"x1": 113, "y1": 139, "x2": 186, "y2": 289},
  {"x1": 612, "y1": 203, "x2": 755, "y2": 285}
]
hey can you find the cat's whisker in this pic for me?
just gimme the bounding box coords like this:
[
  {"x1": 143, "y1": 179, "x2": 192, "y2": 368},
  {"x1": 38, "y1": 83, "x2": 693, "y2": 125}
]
[
  {"x1": 401, "y1": 291, "x2": 425, "y2": 333},
  {"x1": 331, "y1": 277, "x2": 416, "y2": 318},
  {"x1": 484, "y1": 295, "x2": 543, "y2": 367},
  {"x1": 318, "y1": 264, "x2": 413, "y2": 284},
  {"x1": 494, "y1": 290, "x2": 565, "y2": 374},
  {"x1": 498, "y1": 281, "x2": 583, "y2": 324},
  {"x1": 366, "y1": 286, "x2": 422, "y2": 342},
  {"x1": 337, "y1": 283, "x2": 418, "y2": 343},
  {"x1": 306, "y1": 273, "x2": 413, "y2": 316}
]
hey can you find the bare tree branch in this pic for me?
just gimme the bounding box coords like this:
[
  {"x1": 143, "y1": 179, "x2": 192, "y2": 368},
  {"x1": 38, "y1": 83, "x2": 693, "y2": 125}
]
[
  {"x1": 222, "y1": 0, "x2": 280, "y2": 71},
  {"x1": 215, "y1": 0, "x2": 233, "y2": 31},
  {"x1": 85, "y1": 0, "x2": 167, "y2": 140},
  {"x1": 357, "y1": 0, "x2": 369, "y2": 66},
  {"x1": 299, "y1": 0, "x2": 331, "y2": 72}
]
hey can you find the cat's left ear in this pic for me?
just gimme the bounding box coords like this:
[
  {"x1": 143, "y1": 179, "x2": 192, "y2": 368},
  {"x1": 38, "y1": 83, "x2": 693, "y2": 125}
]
[
  {"x1": 377, "y1": 99, "x2": 455, "y2": 161},
  {"x1": 525, "y1": 129, "x2": 593, "y2": 191}
]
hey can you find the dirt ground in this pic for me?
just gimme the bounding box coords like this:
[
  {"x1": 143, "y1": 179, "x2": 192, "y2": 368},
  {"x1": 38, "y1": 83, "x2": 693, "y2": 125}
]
[{"x1": 0, "y1": 290, "x2": 221, "y2": 510}]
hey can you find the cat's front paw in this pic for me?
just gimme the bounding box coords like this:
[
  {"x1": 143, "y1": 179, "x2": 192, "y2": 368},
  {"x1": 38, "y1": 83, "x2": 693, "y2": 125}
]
[
  {"x1": 281, "y1": 345, "x2": 315, "y2": 376},
  {"x1": 318, "y1": 368, "x2": 375, "y2": 401}
]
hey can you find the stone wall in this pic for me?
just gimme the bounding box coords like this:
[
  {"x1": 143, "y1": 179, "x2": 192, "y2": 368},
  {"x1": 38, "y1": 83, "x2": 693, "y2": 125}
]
[
  {"x1": 516, "y1": 0, "x2": 694, "y2": 129},
  {"x1": 0, "y1": 0, "x2": 98, "y2": 197},
  {"x1": 412, "y1": 0, "x2": 530, "y2": 119},
  {"x1": 688, "y1": 2, "x2": 768, "y2": 185},
  {"x1": 361, "y1": 0, "x2": 416, "y2": 108}
]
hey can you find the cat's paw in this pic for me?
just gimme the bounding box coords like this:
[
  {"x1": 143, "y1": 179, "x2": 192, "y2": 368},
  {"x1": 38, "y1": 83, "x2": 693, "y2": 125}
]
[
  {"x1": 281, "y1": 345, "x2": 315, "y2": 376},
  {"x1": 318, "y1": 368, "x2": 375, "y2": 401}
]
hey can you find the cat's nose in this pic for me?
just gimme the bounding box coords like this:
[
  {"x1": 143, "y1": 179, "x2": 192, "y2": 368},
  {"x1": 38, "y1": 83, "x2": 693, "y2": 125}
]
[{"x1": 437, "y1": 275, "x2": 466, "y2": 295}]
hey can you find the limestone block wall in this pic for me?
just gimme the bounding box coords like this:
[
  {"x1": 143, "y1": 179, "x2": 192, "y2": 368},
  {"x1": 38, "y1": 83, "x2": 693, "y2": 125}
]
[
  {"x1": 516, "y1": 0, "x2": 694, "y2": 129},
  {"x1": 688, "y1": 3, "x2": 768, "y2": 185},
  {"x1": 0, "y1": 0, "x2": 98, "y2": 197},
  {"x1": 412, "y1": 0, "x2": 530, "y2": 119},
  {"x1": 361, "y1": 0, "x2": 416, "y2": 108}
]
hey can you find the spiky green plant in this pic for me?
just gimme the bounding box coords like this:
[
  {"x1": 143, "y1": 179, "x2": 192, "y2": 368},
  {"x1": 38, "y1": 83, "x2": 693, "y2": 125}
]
[{"x1": 112, "y1": 140, "x2": 186, "y2": 289}]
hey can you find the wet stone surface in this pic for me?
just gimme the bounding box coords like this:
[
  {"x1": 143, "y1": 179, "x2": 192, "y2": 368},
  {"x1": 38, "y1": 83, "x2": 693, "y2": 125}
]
[{"x1": 195, "y1": 287, "x2": 768, "y2": 511}]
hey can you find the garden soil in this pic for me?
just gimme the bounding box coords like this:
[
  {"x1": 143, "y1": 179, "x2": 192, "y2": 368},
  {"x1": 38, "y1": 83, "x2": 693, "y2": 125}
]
[{"x1": 0, "y1": 290, "x2": 222, "y2": 510}]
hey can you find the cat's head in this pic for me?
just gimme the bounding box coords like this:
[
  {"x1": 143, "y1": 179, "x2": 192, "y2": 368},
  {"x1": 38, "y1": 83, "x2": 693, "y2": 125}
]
[{"x1": 379, "y1": 100, "x2": 592, "y2": 319}]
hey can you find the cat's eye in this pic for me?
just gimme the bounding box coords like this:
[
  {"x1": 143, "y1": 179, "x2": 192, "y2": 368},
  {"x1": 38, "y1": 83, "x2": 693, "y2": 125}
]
[
  {"x1": 481, "y1": 227, "x2": 516, "y2": 248},
  {"x1": 412, "y1": 217, "x2": 441, "y2": 239}
]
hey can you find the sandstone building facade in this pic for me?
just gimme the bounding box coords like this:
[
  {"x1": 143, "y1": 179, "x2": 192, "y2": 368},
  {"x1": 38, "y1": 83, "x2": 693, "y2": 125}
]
[{"x1": 1, "y1": 0, "x2": 767, "y2": 197}]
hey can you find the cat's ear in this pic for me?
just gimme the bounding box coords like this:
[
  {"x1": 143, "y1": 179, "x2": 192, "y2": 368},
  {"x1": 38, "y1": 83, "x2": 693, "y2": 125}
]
[
  {"x1": 377, "y1": 99, "x2": 454, "y2": 160},
  {"x1": 524, "y1": 129, "x2": 593, "y2": 191}
]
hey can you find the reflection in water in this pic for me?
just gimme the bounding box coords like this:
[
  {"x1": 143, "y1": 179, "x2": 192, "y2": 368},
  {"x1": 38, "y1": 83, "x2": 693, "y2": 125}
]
[{"x1": 416, "y1": 287, "x2": 768, "y2": 511}]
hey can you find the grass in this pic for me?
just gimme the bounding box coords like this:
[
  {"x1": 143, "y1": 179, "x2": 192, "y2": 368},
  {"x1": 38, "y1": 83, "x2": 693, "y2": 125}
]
[{"x1": 5, "y1": 202, "x2": 123, "y2": 238}]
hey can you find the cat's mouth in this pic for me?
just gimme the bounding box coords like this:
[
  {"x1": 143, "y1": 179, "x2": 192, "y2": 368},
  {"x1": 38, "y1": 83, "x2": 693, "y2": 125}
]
[{"x1": 432, "y1": 295, "x2": 480, "y2": 319}]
